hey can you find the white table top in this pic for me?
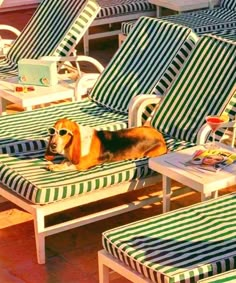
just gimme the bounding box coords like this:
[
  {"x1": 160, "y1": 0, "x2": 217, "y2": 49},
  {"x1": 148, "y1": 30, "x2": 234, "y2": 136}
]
[
  {"x1": 149, "y1": 143, "x2": 236, "y2": 193},
  {"x1": 148, "y1": 0, "x2": 220, "y2": 12},
  {"x1": 0, "y1": 76, "x2": 75, "y2": 108}
]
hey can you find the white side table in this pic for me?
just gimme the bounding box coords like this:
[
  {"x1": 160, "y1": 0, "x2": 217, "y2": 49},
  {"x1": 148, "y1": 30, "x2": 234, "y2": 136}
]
[
  {"x1": 149, "y1": 143, "x2": 236, "y2": 212},
  {"x1": 0, "y1": 76, "x2": 75, "y2": 114},
  {"x1": 148, "y1": 0, "x2": 220, "y2": 16}
]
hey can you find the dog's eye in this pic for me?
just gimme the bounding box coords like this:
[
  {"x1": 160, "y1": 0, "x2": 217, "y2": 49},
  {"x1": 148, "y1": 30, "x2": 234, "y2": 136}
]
[
  {"x1": 48, "y1": 128, "x2": 56, "y2": 135},
  {"x1": 59, "y1": 129, "x2": 68, "y2": 136}
]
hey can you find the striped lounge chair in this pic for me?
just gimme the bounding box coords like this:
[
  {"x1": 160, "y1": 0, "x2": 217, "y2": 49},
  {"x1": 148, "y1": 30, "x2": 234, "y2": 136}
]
[
  {"x1": 99, "y1": 192, "x2": 236, "y2": 283},
  {"x1": 83, "y1": 0, "x2": 156, "y2": 55},
  {"x1": 0, "y1": 0, "x2": 101, "y2": 80},
  {"x1": 129, "y1": 34, "x2": 236, "y2": 211},
  {"x1": 198, "y1": 270, "x2": 236, "y2": 282},
  {"x1": 161, "y1": 0, "x2": 236, "y2": 34},
  {"x1": 120, "y1": 0, "x2": 236, "y2": 44},
  {"x1": 0, "y1": 17, "x2": 198, "y2": 264}
]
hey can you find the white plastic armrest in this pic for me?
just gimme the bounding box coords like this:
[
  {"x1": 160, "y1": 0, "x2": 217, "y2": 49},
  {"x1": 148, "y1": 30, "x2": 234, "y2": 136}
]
[
  {"x1": 74, "y1": 73, "x2": 100, "y2": 101},
  {"x1": 40, "y1": 55, "x2": 104, "y2": 74},
  {"x1": 0, "y1": 24, "x2": 21, "y2": 37},
  {"x1": 197, "y1": 120, "x2": 236, "y2": 147},
  {"x1": 197, "y1": 123, "x2": 212, "y2": 145},
  {"x1": 128, "y1": 94, "x2": 163, "y2": 127}
]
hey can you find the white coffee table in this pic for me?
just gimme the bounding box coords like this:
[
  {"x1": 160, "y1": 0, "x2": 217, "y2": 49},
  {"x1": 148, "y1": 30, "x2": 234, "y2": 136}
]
[
  {"x1": 149, "y1": 143, "x2": 236, "y2": 212},
  {"x1": 0, "y1": 76, "x2": 75, "y2": 114},
  {"x1": 148, "y1": 0, "x2": 220, "y2": 16}
]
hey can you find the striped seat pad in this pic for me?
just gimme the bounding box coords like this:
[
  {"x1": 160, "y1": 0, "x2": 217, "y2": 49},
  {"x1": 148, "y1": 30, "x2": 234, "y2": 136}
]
[
  {"x1": 102, "y1": 193, "x2": 236, "y2": 283},
  {"x1": 196, "y1": 21, "x2": 236, "y2": 35},
  {"x1": 198, "y1": 270, "x2": 236, "y2": 283},
  {"x1": 208, "y1": 28, "x2": 236, "y2": 41},
  {"x1": 162, "y1": 8, "x2": 236, "y2": 32},
  {"x1": 0, "y1": 0, "x2": 100, "y2": 78},
  {"x1": 221, "y1": 0, "x2": 236, "y2": 10},
  {"x1": 90, "y1": 17, "x2": 198, "y2": 113},
  {"x1": 121, "y1": 11, "x2": 236, "y2": 35},
  {"x1": 151, "y1": 35, "x2": 236, "y2": 144},
  {"x1": 0, "y1": 99, "x2": 128, "y2": 148},
  {"x1": 121, "y1": 20, "x2": 136, "y2": 35},
  {"x1": 96, "y1": 0, "x2": 155, "y2": 18},
  {"x1": 0, "y1": 107, "x2": 195, "y2": 205},
  {"x1": 0, "y1": 152, "x2": 155, "y2": 204}
]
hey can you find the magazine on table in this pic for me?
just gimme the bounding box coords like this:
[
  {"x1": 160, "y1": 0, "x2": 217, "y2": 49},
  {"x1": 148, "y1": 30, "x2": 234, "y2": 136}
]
[{"x1": 185, "y1": 148, "x2": 236, "y2": 172}]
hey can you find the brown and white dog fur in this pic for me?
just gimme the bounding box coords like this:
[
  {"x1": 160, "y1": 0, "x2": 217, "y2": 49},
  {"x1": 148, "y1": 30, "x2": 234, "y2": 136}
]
[{"x1": 45, "y1": 118, "x2": 167, "y2": 171}]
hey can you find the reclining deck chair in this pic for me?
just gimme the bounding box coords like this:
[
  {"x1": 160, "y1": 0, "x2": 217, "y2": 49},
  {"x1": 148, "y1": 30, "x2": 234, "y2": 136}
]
[
  {"x1": 120, "y1": 0, "x2": 236, "y2": 45},
  {"x1": 0, "y1": 0, "x2": 102, "y2": 80},
  {"x1": 99, "y1": 192, "x2": 236, "y2": 283},
  {"x1": 0, "y1": 17, "x2": 199, "y2": 264},
  {"x1": 0, "y1": 32, "x2": 234, "y2": 266},
  {"x1": 161, "y1": 0, "x2": 236, "y2": 33},
  {"x1": 0, "y1": 31, "x2": 234, "y2": 264}
]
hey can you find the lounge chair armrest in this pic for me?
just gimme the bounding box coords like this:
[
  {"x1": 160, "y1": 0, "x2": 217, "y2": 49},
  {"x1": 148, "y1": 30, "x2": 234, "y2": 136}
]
[
  {"x1": 128, "y1": 94, "x2": 163, "y2": 127},
  {"x1": 41, "y1": 56, "x2": 104, "y2": 101},
  {"x1": 197, "y1": 120, "x2": 236, "y2": 147},
  {"x1": 0, "y1": 25, "x2": 20, "y2": 56},
  {"x1": 41, "y1": 55, "x2": 104, "y2": 75},
  {"x1": 0, "y1": 24, "x2": 21, "y2": 37},
  {"x1": 74, "y1": 73, "x2": 100, "y2": 101}
]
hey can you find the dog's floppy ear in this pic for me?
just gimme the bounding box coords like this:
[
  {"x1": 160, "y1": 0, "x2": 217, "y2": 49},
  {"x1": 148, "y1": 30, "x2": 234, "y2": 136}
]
[
  {"x1": 45, "y1": 138, "x2": 56, "y2": 161},
  {"x1": 68, "y1": 123, "x2": 81, "y2": 165}
]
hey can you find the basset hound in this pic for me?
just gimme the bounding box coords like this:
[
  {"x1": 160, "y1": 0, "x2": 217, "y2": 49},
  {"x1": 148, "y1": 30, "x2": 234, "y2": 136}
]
[{"x1": 45, "y1": 118, "x2": 167, "y2": 171}]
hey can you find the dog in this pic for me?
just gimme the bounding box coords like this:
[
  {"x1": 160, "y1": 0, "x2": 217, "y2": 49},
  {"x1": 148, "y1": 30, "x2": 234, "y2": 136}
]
[{"x1": 45, "y1": 118, "x2": 167, "y2": 171}]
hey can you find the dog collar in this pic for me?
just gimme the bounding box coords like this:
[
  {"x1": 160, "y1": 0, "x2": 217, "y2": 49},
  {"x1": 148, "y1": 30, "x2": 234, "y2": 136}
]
[{"x1": 79, "y1": 125, "x2": 94, "y2": 157}]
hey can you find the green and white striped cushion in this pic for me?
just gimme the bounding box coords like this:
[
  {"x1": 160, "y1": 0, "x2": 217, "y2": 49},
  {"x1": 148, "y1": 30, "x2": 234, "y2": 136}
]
[
  {"x1": 162, "y1": 7, "x2": 236, "y2": 32},
  {"x1": 121, "y1": 20, "x2": 236, "y2": 38},
  {"x1": 221, "y1": 0, "x2": 236, "y2": 11},
  {"x1": 90, "y1": 16, "x2": 198, "y2": 113},
  {"x1": 102, "y1": 193, "x2": 236, "y2": 283},
  {"x1": 97, "y1": 0, "x2": 155, "y2": 18},
  {"x1": 198, "y1": 270, "x2": 236, "y2": 283},
  {"x1": 206, "y1": 29, "x2": 236, "y2": 42},
  {"x1": 151, "y1": 35, "x2": 236, "y2": 144},
  {"x1": 0, "y1": 99, "x2": 127, "y2": 147},
  {"x1": 0, "y1": 0, "x2": 100, "y2": 78},
  {"x1": 0, "y1": 152, "x2": 154, "y2": 204}
]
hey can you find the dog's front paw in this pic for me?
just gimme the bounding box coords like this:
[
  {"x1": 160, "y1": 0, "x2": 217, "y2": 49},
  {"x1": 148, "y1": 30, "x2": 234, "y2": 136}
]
[{"x1": 46, "y1": 164, "x2": 63, "y2": 171}]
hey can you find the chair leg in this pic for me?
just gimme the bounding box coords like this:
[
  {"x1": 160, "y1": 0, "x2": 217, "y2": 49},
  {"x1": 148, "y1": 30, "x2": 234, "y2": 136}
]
[
  {"x1": 118, "y1": 33, "x2": 126, "y2": 47},
  {"x1": 34, "y1": 211, "x2": 46, "y2": 264},
  {"x1": 98, "y1": 251, "x2": 110, "y2": 283}
]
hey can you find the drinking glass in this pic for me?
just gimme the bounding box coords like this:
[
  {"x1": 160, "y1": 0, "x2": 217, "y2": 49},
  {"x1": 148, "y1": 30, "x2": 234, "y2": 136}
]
[{"x1": 205, "y1": 115, "x2": 229, "y2": 149}]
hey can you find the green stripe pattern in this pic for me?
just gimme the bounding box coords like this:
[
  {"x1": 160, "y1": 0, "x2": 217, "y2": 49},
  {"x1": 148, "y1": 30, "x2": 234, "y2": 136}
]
[
  {"x1": 0, "y1": 18, "x2": 199, "y2": 204},
  {"x1": 102, "y1": 193, "x2": 236, "y2": 283},
  {"x1": 97, "y1": 0, "x2": 155, "y2": 18},
  {"x1": 221, "y1": 0, "x2": 236, "y2": 10},
  {"x1": 151, "y1": 35, "x2": 236, "y2": 144},
  {"x1": 0, "y1": 99, "x2": 128, "y2": 145},
  {"x1": 161, "y1": 0, "x2": 236, "y2": 32},
  {"x1": 0, "y1": 153, "x2": 153, "y2": 204},
  {"x1": 198, "y1": 269, "x2": 236, "y2": 283},
  {"x1": 90, "y1": 17, "x2": 198, "y2": 113},
  {"x1": 0, "y1": 0, "x2": 100, "y2": 78}
]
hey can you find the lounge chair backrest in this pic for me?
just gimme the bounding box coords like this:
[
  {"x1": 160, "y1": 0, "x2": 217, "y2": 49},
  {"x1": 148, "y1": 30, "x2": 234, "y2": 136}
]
[
  {"x1": 220, "y1": 0, "x2": 236, "y2": 10},
  {"x1": 151, "y1": 35, "x2": 236, "y2": 144},
  {"x1": 89, "y1": 17, "x2": 198, "y2": 114},
  {"x1": 7, "y1": 0, "x2": 100, "y2": 63}
]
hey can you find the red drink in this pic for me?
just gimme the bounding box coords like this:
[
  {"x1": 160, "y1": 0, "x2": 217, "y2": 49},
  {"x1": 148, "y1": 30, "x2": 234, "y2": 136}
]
[{"x1": 206, "y1": 116, "x2": 224, "y2": 131}]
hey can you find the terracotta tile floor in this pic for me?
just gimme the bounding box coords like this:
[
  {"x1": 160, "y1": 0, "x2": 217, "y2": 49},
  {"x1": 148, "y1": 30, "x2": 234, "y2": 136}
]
[{"x1": 0, "y1": 6, "x2": 235, "y2": 283}]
